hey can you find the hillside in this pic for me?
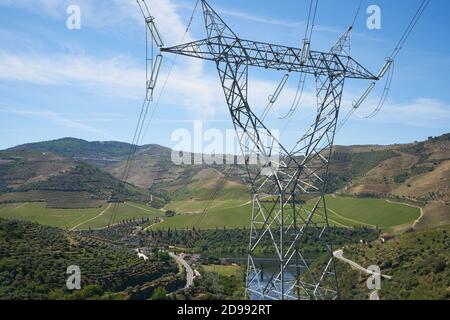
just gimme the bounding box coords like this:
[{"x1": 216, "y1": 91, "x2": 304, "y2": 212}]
[
  {"x1": 1, "y1": 134, "x2": 448, "y2": 228},
  {"x1": 0, "y1": 150, "x2": 149, "y2": 207},
  {"x1": 338, "y1": 225, "x2": 450, "y2": 300},
  {"x1": 342, "y1": 134, "x2": 450, "y2": 229},
  {"x1": 0, "y1": 218, "x2": 181, "y2": 299},
  {"x1": 8, "y1": 137, "x2": 172, "y2": 167}
]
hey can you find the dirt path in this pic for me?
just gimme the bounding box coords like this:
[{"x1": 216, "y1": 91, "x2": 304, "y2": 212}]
[
  {"x1": 328, "y1": 208, "x2": 375, "y2": 228},
  {"x1": 144, "y1": 218, "x2": 164, "y2": 231},
  {"x1": 13, "y1": 202, "x2": 29, "y2": 209},
  {"x1": 125, "y1": 202, "x2": 157, "y2": 212},
  {"x1": 70, "y1": 203, "x2": 112, "y2": 231},
  {"x1": 385, "y1": 199, "x2": 423, "y2": 228}
]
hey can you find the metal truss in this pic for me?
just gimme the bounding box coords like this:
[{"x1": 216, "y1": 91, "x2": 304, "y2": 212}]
[{"x1": 162, "y1": 0, "x2": 378, "y2": 300}]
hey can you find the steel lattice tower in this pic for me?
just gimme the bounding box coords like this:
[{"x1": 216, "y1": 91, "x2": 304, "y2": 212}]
[{"x1": 162, "y1": 0, "x2": 378, "y2": 300}]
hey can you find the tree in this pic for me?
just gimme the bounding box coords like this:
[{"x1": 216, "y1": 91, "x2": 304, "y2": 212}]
[
  {"x1": 165, "y1": 210, "x2": 176, "y2": 217},
  {"x1": 151, "y1": 286, "x2": 167, "y2": 300}
]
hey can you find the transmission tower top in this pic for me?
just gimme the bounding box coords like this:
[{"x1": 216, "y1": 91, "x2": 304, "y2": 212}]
[{"x1": 162, "y1": 0, "x2": 377, "y2": 81}]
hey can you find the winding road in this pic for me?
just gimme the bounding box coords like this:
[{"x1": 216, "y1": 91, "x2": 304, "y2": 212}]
[
  {"x1": 169, "y1": 252, "x2": 194, "y2": 288},
  {"x1": 333, "y1": 249, "x2": 391, "y2": 300},
  {"x1": 333, "y1": 249, "x2": 392, "y2": 280}
]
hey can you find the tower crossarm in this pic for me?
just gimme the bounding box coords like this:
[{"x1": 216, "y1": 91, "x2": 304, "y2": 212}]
[{"x1": 161, "y1": 36, "x2": 378, "y2": 80}]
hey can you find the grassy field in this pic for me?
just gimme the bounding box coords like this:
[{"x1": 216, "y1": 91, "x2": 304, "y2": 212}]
[
  {"x1": 0, "y1": 195, "x2": 421, "y2": 231},
  {"x1": 325, "y1": 196, "x2": 421, "y2": 228},
  {"x1": 153, "y1": 195, "x2": 421, "y2": 231},
  {"x1": 0, "y1": 201, "x2": 163, "y2": 230},
  {"x1": 202, "y1": 265, "x2": 243, "y2": 277},
  {"x1": 0, "y1": 190, "x2": 103, "y2": 208}
]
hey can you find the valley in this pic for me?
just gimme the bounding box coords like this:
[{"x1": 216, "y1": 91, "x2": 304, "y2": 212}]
[{"x1": 0, "y1": 135, "x2": 448, "y2": 300}]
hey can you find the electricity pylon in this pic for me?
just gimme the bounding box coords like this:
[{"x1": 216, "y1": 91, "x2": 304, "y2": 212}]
[{"x1": 162, "y1": 0, "x2": 378, "y2": 300}]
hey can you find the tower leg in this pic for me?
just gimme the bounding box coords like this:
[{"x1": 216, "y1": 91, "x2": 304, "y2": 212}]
[{"x1": 213, "y1": 56, "x2": 343, "y2": 301}]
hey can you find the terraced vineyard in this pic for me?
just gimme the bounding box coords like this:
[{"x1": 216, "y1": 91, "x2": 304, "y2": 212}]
[{"x1": 0, "y1": 219, "x2": 180, "y2": 299}]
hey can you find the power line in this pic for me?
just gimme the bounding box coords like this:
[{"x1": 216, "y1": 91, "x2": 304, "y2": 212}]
[
  {"x1": 141, "y1": 0, "x2": 200, "y2": 143},
  {"x1": 336, "y1": 0, "x2": 430, "y2": 133},
  {"x1": 277, "y1": 0, "x2": 319, "y2": 123},
  {"x1": 109, "y1": 0, "x2": 202, "y2": 226},
  {"x1": 390, "y1": 0, "x2": 430, "y2": 60}
]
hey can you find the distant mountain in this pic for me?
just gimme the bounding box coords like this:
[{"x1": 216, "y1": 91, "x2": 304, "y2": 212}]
[
  {"x1": 0, "y1": 149, "x2": 148, "y2": 204},
  {"x1": 1, "y1": 134, "x2": 449, "y2": 227},
  {"x1": 8, "y1": 137, "x2": 172, "y2": 166}
]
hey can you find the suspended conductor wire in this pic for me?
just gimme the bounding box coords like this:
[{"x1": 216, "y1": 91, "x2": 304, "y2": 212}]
[
  {"x1": 351, "y1": 0, "x2": 363, "y2": 28},
  {"x1": 141, "y1": 0, "x2": 200, "y2": 143},
  {"x1": 336, "y1": 0, "x2": 430, "y2": 133},
  {"x1": 276, "y1": 0, "x2": 319, "y2": 122},
  {"x1": 109, "y1": 0, "x2": 201, "y2": 226},
  {"x1": 360, "y1": 60, "x2": 395, "y2": 119},
  {"x1": 108, "y1": 96, "x2": 152, "y2": 226},
  {"x1": 110, "y1": 0, "x2": 201, "y2": 226},
  {"x1": 389, "y1": 0, "x2": 430, "y2": 60},
  {"x1": 278, "y1": 72, "x2": 306, "y2": 120},
  {"x1": 109, "y1": 0, "x2": 201, "y2": 225},
  {"x1": 304, "y1": 0, "x2": 319, "y2": 42}
]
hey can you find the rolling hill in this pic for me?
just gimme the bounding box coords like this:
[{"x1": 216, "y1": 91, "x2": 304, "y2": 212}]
[
  {"x1": 342, "y1": 134, "x2": 450, "y2": 229},
  {"x1": 8, "y1": 137, "x2": 172, "y2": 167},
  {"x1": 0, "y1": 149, "x2": 149, "y2": 208},
  {"x1": 1, "y1": 134, "x2": 448, "y2": 229},
  {"x1": 337, "y1": 224, "x2": 450, "y2": 300}
]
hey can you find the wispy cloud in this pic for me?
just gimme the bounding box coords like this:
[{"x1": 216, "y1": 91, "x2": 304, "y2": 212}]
[
  {"x1": 0, "y1": 0, "x2": 193, "y2": 44},
  {"x1": 355, "y1": 98, "x2": 450, "y2": 127},
  {"x1": 175, "y1": 1, "x2": 340, "y2": 34},
  {"x1": 0, "y1": 0, "x2": 448, "y2": 136},
  {"x1": 0, "y1": 50, "x2": 145, "y2": 99},
  {"x1": 0, "y1": 106, "x2": 115, "y2": 139}
]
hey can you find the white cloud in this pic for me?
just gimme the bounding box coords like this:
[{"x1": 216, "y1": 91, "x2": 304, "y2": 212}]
[
  {"x1": 0, "y1": 50, "x2": 145, "y2": 99},
  {"x1": 354, "y1": 98, "x2": 450, "y2": 127},
  {"x1": 1, "y1": 0, "x2": 448, "y2": 132},
  {"x1": 0, "y1": 0, "x2": 192, "y2": 44},
  {"x1": 176, "y1": 1, "x2": 340, "y2": 33},
  {"x1": 0, "y1": 106, "x2": 114, "y2": 139}
]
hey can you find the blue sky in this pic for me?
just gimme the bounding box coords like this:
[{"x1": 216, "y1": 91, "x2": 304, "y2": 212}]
[{"x1": 0, "y1": 0, "x2": 449, "y2": 151}]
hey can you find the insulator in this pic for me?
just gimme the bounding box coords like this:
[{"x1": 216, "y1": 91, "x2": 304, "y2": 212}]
[
  {"x1": 148, "y1": 54, "x2": 163, "y2": 90},
  {"x1": 377, "y1": 59, "x2": 393, "y2": 78},
  {"x1": 269, "y1": 74, "x2": 289, "y2": 104},
  {"x1": 146, "y1": 17, "x2": 164, "y2": 48},
  {"x1": 300, "y1": 40, "x2": 310, "y2": 65},
  {"x1": 353, "y1": 82, "x2": 375, "y2": 109}
]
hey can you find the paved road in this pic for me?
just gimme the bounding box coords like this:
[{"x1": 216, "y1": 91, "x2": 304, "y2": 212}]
[
  {"x1": 169, "y1": 252, "x2": 194, "y2": 288},
  {"x1": 333, "y1": 249, "x2": 392, "y2": 280},
  {"x1": 370, "y1": 290, "x2": 379, "y2": 301},
  {"x1": 334, "y1": 249, "x2": 392, "y2": 301}
]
